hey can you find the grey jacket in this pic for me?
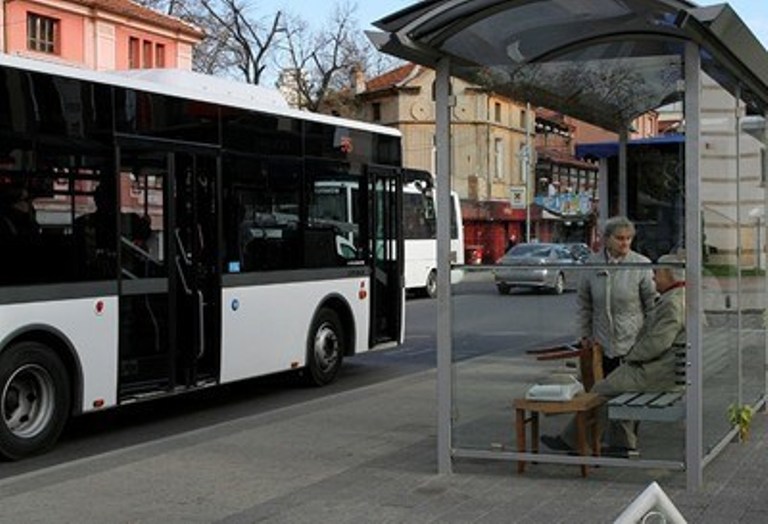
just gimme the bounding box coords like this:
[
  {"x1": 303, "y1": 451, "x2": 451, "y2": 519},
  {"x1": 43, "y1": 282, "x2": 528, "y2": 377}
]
[
  {"x1": 593, "y1": 285, "x2": 686, "y2": 394},
  {"x1": 577, "y1": 249, "x2": 656, "y2": 358}
]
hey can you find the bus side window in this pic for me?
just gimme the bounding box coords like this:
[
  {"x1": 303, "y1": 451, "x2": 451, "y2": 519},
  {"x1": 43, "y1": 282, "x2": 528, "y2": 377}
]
[
  {"x1": 0, "y1": 186, "x2": 44, "y2": 284},
  {"x1": 304, "y1": 227, "x2": 340, "y2": 267}
]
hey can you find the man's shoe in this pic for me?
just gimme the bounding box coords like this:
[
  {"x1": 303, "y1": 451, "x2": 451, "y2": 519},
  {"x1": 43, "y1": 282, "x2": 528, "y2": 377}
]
[{"x1": 541, "y1": 434, "x2": 575, "y2": 453}]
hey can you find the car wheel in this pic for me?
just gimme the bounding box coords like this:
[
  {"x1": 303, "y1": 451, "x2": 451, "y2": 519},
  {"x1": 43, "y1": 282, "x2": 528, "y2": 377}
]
[
  {"x1": 305, "y1": 308, "x2": 344, "y2": 386},
  {"x1": 0, "y1": 342, "x2": 71, "y2": 460},
  {"x1": 425, "y1": 270, "x2": 438, "y2": 299},
  {"x1": 552, "y1": 273, "x2": 565, "y2": 295},
  {"x1": 496, "y1": 283, "x2": 511, "y2": 295}
]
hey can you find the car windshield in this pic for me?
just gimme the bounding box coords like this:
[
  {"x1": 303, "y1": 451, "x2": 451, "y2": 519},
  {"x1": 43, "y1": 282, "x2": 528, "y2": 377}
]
[
  {"x1": 566, "y1": 243, "x2": 590, "y2": 258},
  {"x1": 506, "y1": 244, "x2": 551, "y2": 258}
]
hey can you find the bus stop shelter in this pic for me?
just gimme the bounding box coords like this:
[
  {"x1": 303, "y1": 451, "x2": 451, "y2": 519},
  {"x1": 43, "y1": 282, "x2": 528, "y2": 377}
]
[{"x1": 370, "y1": 0, "x2": 768, "y2": 490}]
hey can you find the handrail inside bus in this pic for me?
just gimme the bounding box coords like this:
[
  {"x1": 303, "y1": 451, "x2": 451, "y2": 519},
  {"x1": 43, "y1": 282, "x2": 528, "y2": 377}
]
[{"x1": 120, "y1": 237, "x2": 163, "y2": 267}]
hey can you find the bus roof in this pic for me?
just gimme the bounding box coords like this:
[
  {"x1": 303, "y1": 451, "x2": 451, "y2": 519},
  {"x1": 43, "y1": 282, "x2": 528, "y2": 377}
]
[{"x1": 0, "y1": 53, "x2": 401, "y2": 138}]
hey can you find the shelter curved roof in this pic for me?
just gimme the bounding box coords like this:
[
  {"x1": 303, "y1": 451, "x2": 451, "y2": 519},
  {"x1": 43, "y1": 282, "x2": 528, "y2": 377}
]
[{"x1": 370, "y1": 1, "x2": 768, "y2": 131}]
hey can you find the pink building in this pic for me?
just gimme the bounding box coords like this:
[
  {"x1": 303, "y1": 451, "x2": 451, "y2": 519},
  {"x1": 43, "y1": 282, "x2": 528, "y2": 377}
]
[{"x1": 0, "y1": 0, "x2": 203, "y2": 70}]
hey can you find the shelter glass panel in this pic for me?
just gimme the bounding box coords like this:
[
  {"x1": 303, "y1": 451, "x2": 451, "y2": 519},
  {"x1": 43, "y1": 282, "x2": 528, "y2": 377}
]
[
  {"x1": 451, "y1": 41, "x2": 687, "y2": 468},
  {"x1": 700, "y1": 70, "x2": 740, "y2": 455},
  {"x1": 737, "y1": 92, "x2": 768, "y2": 411}
]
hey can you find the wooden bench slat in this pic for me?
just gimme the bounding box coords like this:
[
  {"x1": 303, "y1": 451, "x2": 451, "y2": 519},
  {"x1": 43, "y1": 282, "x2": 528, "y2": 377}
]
[
  {"x1": 608, "y1": 392, "x2": 641, "y2": 406},
  {"x1": 648, "y1": 392, "x2": 684, "y2": 408},
  {"x1": 627, "y1": 393, "x2": 662, "y2": 407},
  {"x1": 608, "y1": 390, "x2": 686, "y2": 422}
]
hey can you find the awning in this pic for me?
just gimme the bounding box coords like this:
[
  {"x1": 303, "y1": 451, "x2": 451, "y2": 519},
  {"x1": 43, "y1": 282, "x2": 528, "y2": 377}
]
[{"x1": 575, "y1": 134, "x2": 685, "y2": 159}]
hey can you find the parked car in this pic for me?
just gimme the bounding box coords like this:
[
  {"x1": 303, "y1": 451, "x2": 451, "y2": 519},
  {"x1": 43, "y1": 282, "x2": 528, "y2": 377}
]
[
  {"x1": 493, "y1": 242, "x2": 584, "y2": 295},
  {"x1": 564, "y1": 242, "x2": 592, "y2": 263}
]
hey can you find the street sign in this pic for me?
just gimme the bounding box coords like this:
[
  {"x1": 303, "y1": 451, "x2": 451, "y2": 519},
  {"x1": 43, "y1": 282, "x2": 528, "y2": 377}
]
[{"x1": 510, "y1": 185, "x2": 527, "y2": 209}]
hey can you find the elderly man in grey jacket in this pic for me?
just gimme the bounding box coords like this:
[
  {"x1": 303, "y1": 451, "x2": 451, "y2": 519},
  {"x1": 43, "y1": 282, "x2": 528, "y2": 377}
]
[{"x1": 543, "y1": 253, "x2": 686, "y2": 455}]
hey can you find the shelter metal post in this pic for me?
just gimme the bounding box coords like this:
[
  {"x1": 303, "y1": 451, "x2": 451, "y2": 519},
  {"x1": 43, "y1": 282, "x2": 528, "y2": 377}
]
[
  {"x1": 524, "y1": 102, "x2": 532, "y2": 243},
  {"x1": 597, "y1": 158, "x2": 609, "y2": 237},
  {"x1": 684, "y1": 40, "x2": 703, "y2": 491},
  {"x1": 735, "y1": 85, "x2": 743, "y2": 411},
  {"x1": 435, "y1": 56, "x2": 453, "y2": 475},
  {"x1": 763, "y1": 111, "x2": 768, "y2": 406},
  {"x1": 618, "y1": 127, "x2": 628, "y2": 217}
]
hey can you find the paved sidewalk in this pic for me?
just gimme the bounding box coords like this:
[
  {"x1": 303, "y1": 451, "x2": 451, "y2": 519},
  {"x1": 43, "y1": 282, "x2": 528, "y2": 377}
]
[{"x1": 1, "y1": 368, "x2": 768, "y2": 523}]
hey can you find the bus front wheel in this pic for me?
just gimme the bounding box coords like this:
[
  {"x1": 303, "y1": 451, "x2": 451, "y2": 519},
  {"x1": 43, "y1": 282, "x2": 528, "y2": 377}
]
[
  {"x1": 0, "y1": 342, "x2": 71, "y2": 460},
  {"x1": 306, "y1": 309, "x2": 345, "y2": 386}
]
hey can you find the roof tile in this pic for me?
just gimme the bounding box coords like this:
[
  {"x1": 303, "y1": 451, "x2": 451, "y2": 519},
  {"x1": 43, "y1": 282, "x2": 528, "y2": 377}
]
[
  {"x1": 365, "y1": 63, "x2": 418, "y2": 93},
  {"x1": 67, "y1": 0, "x2": 203, "y2": 37}
]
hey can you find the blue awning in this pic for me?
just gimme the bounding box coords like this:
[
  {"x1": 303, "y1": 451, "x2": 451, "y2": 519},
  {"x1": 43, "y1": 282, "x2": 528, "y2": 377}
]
[{"x1": 575, "y1": 134, "x2": 685, "y2": 159}]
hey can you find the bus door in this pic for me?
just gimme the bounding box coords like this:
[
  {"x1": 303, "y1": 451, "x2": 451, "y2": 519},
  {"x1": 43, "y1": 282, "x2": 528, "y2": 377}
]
[
  {"x1": 169, "y1": 151, "x2": 221, "y2": 387},
  {"x1": 116, "y1": 144, "x2": 220, "y2": 398},
  {"x1": 367, "y1": 165, "x2": 403, "y2": 346}
]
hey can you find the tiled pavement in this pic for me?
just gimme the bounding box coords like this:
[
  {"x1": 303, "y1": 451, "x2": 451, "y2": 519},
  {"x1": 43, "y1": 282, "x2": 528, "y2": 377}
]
[{"x1": 1, "y1": 369, "x2": 767, "y2": 523}]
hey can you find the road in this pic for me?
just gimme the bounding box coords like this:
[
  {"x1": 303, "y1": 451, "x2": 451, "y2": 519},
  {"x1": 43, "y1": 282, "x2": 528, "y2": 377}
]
[{"x1": 0, "y1": 279, "x2": 578, "y2": 479}]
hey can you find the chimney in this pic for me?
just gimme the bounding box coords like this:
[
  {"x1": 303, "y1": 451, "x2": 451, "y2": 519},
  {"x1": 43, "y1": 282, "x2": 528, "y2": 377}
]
[{"x1": 353, "y1": 63, "x2": 366, "y2": 95}]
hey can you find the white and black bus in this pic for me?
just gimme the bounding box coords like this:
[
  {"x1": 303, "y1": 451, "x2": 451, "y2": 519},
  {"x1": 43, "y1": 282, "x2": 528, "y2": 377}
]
[
  {"x1": 401, "y1": 169, "x2": 464, "y2": 298},
  {"x1": 0, "y1": 54, "x2": 404, "y2": 459}
]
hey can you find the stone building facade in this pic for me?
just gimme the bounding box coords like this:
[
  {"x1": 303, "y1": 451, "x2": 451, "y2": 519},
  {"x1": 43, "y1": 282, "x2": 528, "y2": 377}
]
[
  {"x1": 1, "y1": 0, "x2": 203, "y2": 70},
  {"x1": 357, "y1": 63, "x2": 608, "y2": 263}
]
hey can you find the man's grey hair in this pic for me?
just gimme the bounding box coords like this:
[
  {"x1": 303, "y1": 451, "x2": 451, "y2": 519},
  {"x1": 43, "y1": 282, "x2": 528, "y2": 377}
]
[
  {"x1": 603, "y1": 216, "x2": 636, "y2": 239},
  {"x1": 657, "y1": 253, "x2": 686, "y2": 281}
]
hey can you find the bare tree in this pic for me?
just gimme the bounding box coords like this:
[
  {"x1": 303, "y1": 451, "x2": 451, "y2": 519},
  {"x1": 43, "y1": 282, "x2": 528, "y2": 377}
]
[
  {"x1": 135, "y1": 0, "x2": 284, "y2": 83},
  {"x1": 196, "y1": 0, "x2": 283, "y2": 84},
  {"x1": 134, "y1": 0, "x2": 401, "y2": 107},
  {"x1": 278, "y1": 2, "x2": 369, "y2": 113}
]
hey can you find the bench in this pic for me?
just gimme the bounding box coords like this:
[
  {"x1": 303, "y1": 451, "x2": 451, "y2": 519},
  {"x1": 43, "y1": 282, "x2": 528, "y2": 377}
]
[
  {"x1": 607, "y1": 344, "x2": 687, "y2": 423},
  {"x1": 608, "y1": 391, "x2": 685, "y2": 422}
]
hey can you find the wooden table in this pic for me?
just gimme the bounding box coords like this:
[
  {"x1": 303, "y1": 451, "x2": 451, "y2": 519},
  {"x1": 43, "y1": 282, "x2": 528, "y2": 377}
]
[{"x1": 513, "y1": 392, "x2": 605, "y2": 477}]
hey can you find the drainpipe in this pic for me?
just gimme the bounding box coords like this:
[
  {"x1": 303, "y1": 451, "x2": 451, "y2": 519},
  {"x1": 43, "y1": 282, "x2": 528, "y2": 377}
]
[
  {"x1": 487, "y1": 92, "x2": 492, "y2": 200},
  {"x1": 1, "y1": 0, "x2": 7, "y2": 53}
]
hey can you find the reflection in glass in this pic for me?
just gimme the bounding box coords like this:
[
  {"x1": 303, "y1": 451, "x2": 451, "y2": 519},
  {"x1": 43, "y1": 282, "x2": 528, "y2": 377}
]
[
  {"x1": 700, "y1": 70, "x2": 741, "y2": 455},
  {"x1": 452, "y1": 263, "x2": 686, "y2": 463}
]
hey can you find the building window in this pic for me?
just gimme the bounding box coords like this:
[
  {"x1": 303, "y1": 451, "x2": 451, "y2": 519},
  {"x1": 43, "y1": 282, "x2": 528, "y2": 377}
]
[
  {"x1": 143, "y1": 40, "x2": 153, "y2": 68},
  {"x1": 520, "y1": 109, "x2": 527, "y2": 130},
  {"x1": 372, "y1": 102, "x2": 381, "y2": 122},
  {"x1": 494, "y1": 137, "x2": 504, "y2": 179},
  {"x1": 129, "y1": 37, "x2": 140, "y2": 68},
  {"x1": 494, "y1": 102, "x2": 502, "y2": 123},
  {"x1": 27, "y1": 13, "x2": 59, "y2": 54},
  {"x1": 155, "y1": 44, "x2": 166, "y2": 67}
]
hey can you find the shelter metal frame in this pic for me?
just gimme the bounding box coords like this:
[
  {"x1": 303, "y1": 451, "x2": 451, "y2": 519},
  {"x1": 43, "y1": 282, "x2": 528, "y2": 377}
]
[{"x1": 371, "y1": 0, "x2": 768, "y2": 491}]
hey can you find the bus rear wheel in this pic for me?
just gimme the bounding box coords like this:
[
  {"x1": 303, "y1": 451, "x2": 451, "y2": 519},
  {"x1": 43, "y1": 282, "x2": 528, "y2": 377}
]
[
  {"x1": 305, "y1": 309, "x2": 345, "y2": 386},
  {"x1": 551, "y1": 273, "x2": 565, "y2": 295},
  {"x1": 0, "y1": 342, "x2": 71, "y2": 460},
  {"x1": 425, "y1": 270, "x2": 438, "y2": 298}
]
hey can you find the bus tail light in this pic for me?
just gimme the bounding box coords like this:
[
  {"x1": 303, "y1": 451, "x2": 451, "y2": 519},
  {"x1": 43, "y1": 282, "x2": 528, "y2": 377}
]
[{"x1": 358, "y1": 282, "x2": 367, "y2": 300}]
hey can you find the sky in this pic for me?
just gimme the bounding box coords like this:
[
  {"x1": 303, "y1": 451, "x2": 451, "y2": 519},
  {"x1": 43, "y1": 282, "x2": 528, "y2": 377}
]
[{"x1": 257, "y1": 0, "x2": 768, "y2": 49}]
